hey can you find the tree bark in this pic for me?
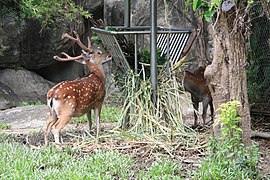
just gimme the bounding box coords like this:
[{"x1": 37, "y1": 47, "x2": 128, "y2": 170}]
[{"x1": 204, "y1": 12, "x2": 252, "y2": 146}]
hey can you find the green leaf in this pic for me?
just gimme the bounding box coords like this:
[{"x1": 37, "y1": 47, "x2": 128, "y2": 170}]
[
  {"x1": 193, "y1": 0, "x2": 202, "y2": 11},
  {"x1": 203, "y1": 9, "x2": 215, "y2": 22},
  {"x1": 211, "y1": 0, "x2": 221, "y2": 8}
]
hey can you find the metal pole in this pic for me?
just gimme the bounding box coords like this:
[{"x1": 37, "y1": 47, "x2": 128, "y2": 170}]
[
  {"x1": 134, "y1": 34, "x2": 138, "y2": 74},
  {"x1": 150, "y1": 0, "x2": 157, "y2": 102},
  {"x1": 124, "y1": 0, "x2": 131, "y2": 27}
]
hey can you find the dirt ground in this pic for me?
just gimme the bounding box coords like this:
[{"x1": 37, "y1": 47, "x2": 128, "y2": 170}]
[{"x1": 0, "y1": 104, "x2": 270, "y2": 178}]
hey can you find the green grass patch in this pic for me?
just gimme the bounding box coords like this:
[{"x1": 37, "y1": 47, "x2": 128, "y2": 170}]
[
  {"x1": 138, "y1": 159, "x2": 182, "y2": 179},
  {"x1": 0, "y1": 139, "x2": 185, "y2": 179},
  {"x1": 72, "y1": 106, "x2": 121, "y2": 124},
  {"x1": 0, "y1": 141, "x2": 133, "y2": 179},
  {"x1": 19, "y1": 101, "x2": 45, "y2": 106},
  {"x1": 0, "y1": 122, "x2": 10, "y2": 130}
]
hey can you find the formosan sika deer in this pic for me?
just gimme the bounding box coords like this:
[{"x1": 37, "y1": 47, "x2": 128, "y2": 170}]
[{"x1": 44, "y1": 31, "x2": 111, "y2": 145}]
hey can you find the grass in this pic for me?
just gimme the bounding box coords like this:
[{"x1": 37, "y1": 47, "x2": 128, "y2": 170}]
[
  {"x1": 19, "y1": 101, "x2": 45, "y2": 106},
  {"x1": 0, "y1": 137, "x2": 184, "y2": 179},
  {"x1": 138, "y1": 159, "x2": 182, "y2": 179},
  {"x1": 72, "y1": 105, "x2": 121, "y2": 124},
  {"x1": 0, "y1": 122, "x2": 10, "y2": 130}
]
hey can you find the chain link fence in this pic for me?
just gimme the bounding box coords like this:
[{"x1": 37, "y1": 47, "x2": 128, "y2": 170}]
[{"x1": 248, "y1": 3, "x2": 270, "y2": 111}]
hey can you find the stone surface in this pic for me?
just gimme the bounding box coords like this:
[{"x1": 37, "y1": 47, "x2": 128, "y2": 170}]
[
  {"x1": 0, "y1": 105, "x2": 48, "y2": 130},
  {"x1": 0, "y1": 69, "x2": 55, "y2": 103},
  {"x1": 0, "y1": 82, "x2": 21, "y2": 110}
]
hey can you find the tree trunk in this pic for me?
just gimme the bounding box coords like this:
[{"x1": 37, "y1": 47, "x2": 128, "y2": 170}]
[{"x1": 204, "y1": 13, "x2": 252, "y2": 146}]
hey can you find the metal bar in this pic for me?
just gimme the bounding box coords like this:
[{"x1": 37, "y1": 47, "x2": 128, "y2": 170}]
[
  {"x1": 124, "y1": 0, "x2": 131, "y2": 27},
  {"x1": 134, "y1": 34, "x2": 138, "y2": 74},
  {"x1": 150, "y1": 0, "x2": 157, "y2": 100},
  {"x1": 91, "y1": 27, "x2": 191, "y2": 35}
]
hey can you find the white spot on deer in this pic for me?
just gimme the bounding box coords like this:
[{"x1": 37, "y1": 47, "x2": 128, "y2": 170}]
[{"x1": 67, "y1": 96, "x2": 71, "y2": 98}]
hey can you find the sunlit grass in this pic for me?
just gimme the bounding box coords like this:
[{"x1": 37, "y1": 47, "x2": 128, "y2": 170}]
[
  {"x1": 138, "y1": 159, "x2": 183, "y2": 179},
  {"x1": 72, "y1": 105, "x2": 121, "y2": 124},
  {"x1": 19, "y1": 101, "x2": 45, "y2": 106},
  {"x1": 0, "y1": 122, "x2": 10, "y2": 130},
  {"x1": 0, "y1": 138, "x2": 184, "y2": 179},
  {"x1": 0, "y1": 140, "x2": 133, "y2": 179}
]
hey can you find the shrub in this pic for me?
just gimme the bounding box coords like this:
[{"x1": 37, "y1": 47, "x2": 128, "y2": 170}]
[{"x1": 192, "y1": 101, "x2": 260, "y2": 179}]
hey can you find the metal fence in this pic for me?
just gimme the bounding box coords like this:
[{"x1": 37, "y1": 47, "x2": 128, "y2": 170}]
[{"x1": 247, "y1": 3, "x2": 270, "y2": 109}]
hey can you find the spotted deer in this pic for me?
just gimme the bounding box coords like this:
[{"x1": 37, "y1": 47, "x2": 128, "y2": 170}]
[
  {"x1": 183, "y1": 67, "x2": 214, "y2": 127},
  {"x1": 44, "y1": 31, "x2": 112, "y2": 145}
]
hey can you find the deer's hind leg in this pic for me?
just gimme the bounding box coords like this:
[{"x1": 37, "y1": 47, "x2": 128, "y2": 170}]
[
  {"x1": 53, "y1": 112, "x2": 73, "y2": 145},
  {"x1": 44, "y1": 109, "x2": 58, "y2": 146}
]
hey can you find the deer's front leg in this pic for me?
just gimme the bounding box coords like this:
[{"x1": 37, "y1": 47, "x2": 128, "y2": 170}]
[
  {"x1": 94, "y1": 105, "x2": 101, "y2": 141},
  {"x1": 86, "y1": 111, "x2": 92, "y2": 133}
]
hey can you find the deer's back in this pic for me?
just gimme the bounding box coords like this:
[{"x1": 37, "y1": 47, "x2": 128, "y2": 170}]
[
  {"x1": 47, "y1": 74, "x2": 105, "y2": 116},
  {"x1": 184, "y1": 70, "x2": 211, "y2": 102}
]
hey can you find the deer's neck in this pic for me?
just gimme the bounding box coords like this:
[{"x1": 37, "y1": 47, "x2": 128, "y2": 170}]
[{"x1": 86, "y1": 61, "x2": 105, "y2": 83}]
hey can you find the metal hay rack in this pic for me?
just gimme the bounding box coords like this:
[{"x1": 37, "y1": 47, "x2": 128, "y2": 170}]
[{"x1": 91, "y1": 26, "x2": 191, "y2": 74}]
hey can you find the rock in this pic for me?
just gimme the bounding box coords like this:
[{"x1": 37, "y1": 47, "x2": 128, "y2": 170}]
[
  {"x1": 0, "y1": 82, "x2": 21, "y2": 110},
  {"x1": 104, "y1": 0, "x2": 124, "y2": 26},
  {"x1": 0, "y1": 105, "x2": 48, "y2": 131},
  {"x1": 0, "y1": 15, "x2": 69, "y2": 70},
  {"x1": 0, "y1": 69, "x2": 55, "y2": 103}
]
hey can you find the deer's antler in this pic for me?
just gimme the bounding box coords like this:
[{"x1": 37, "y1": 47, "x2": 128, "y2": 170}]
[
  {"x1": 53, "y1": 52, "x2": 84, "y2": 61},
  {"x1": 62, "y1": 31, "x2": 93, "y2": 52}
]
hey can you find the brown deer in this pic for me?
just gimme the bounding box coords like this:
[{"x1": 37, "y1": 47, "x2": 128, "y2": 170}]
[
  {"x1": 44, "y1": 31, "x2": 112, "y2": 145},
  {"x1": 183, "y1": 67, "x2": 214, "y2": 127}
]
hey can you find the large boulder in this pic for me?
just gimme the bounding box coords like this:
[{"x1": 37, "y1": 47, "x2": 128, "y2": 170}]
[
  {"x1": 0, "y1": 82, "x2": 21, "y2": 110},
  {"x1": 0, "y1": 15, "x2": 69, "y2": 70},
  {"x1": 0, "y1": 69, "x2": 54, "y2": 103}
]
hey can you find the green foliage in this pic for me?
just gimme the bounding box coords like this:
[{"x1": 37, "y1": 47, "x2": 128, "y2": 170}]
[
  {"x1": 91, "y1": 33, "x2": 102, "y2": 45},
  {"x1": 185, "y1": 0, "x2": 255, "y2": 22},
  {"x1": 0, "y1": 141, "x2": 133, "y2": 179},
  {"x1": 185, "y1": 0, "x2": 219, "y2": 21},
  {"x1": 1, "y1": 0, "x2": 91, "y2": 30},
  {"x1": 0, "y1": 122, "x2": 10, "y2": 130},
  {"x1": 139, "y1": 48, "x2": 167, "y2": 66},
  {"x1": 192, "y1": 101, "x2": 260, "y2": 179},
  {"x1": 20, "y1": 0, "x2": 91, "y2": 28},
  {"x1": 138, "y1": 48, "x2": 167, "y2": 78}
]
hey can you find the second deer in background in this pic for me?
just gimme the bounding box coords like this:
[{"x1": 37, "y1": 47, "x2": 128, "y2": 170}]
[
  {"x1": 183, "y1": 67, "x2": 214, "y2": 127},
  {"x1": 44, "y1": 31, "x2": 112, "y2": 146}
]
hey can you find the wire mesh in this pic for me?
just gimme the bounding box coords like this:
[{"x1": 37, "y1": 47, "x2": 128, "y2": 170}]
[{"x1": 247, "y1": 3, "x2": 270, "y2": 108}]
